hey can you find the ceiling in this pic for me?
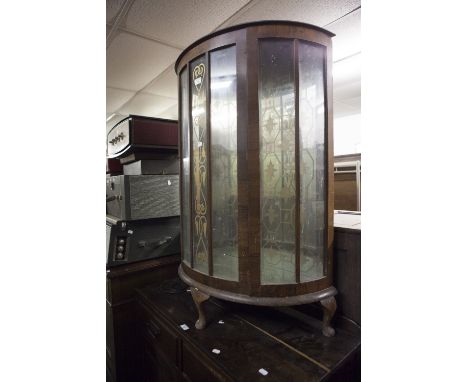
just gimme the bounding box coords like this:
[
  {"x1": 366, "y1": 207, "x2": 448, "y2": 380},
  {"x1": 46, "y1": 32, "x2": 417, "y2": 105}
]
[{"x1": 106, "y1": 0, "x2": 361, "y2": 131}]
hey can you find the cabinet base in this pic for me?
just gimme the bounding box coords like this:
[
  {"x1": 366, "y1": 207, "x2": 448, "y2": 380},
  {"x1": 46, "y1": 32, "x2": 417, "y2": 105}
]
[{"x1": 179, "y1": 265, "x2": 338, "y2": 336}]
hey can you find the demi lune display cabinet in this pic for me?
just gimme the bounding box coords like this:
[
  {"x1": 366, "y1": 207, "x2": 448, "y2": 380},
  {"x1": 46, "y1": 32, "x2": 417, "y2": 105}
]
[{"x1": 175, "y1": 21, "x2": 337, "y2": 336}]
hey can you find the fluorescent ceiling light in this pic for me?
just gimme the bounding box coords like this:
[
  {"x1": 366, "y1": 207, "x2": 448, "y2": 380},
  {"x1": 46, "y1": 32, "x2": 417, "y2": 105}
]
[{"x1": 333, "y1": 53, "x2": 361, "y2": 82}]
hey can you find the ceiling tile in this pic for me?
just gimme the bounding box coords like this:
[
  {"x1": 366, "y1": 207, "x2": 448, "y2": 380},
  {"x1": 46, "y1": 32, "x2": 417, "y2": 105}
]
[
  {"x1": 118, "y1": 92, "x2": 177, "y2": 118},
  {"x1": 225, "y1": 0, "x2": 360, "y2": 31},
  {"x1": 106, "y1": 87, "x2": 136, "y2": 113},
  {"x1": 333, "y1": 53, "x2": 360, "y2": 85},
  {"x1": 328, "y1": 8, "x2": 361, "y2": 61},
  {"x1": 144, "y1": 66, "x2": 178, "y2": 99},
  {"x1": 334, "y1": 79, "x2": 361, "y2": 103},
  {"x1": 107, "y1": 31, "x2": 181, "y2": 91},
  {"x1": 340, "y1": 96, "x2": 360, "y2": 109},
  {"x1": 106, "y1": 1, "x2": 361, "y2": 128},
  {"x1": 107, "y1": 0, "x2": 126, "y2": 23},
  {"x1": 333, "y1": 52, "x2": 360, "y2": 104},
  {"x1": 334, "y1": 99, "x2": 360, "y2": 118},
  {"x1": 124, "y1": 0, "x2": 251, "y2": 48},
  {"x1": 158, "y1": 103, "x2": 179, "y2": 120},
  {"x1": 334, "y1": 68, "x2": 360, "y2": 103}
]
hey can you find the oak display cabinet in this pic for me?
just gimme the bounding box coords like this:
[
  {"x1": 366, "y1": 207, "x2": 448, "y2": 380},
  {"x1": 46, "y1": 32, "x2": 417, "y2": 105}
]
[{"x1": 175, "y1": 21, "x2": 337, "y2": 336}]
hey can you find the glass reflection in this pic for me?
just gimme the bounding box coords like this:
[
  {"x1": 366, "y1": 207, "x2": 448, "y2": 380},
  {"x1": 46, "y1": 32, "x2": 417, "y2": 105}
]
[
  {"x1": 210, "y1": 46, "x2": 238, "y2": 281},
  {"x1": 299, "y1": 41, "x2": 326, "y2": 281},
  {"x1": 259, "y1": 39, "x2": 296, "y2": 285},
  {"x1": 180, "y1": 68, "x2": 191, "y2": 265},
  {"x1": 191, "y1": 56, "x2": 209, "y2": 274}
]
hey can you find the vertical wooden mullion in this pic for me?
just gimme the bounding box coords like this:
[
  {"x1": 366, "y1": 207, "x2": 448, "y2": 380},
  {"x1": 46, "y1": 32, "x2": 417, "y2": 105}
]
[
  {"x1": 294, "y1": 39, "x2": 301, "y2": 283},
  {"x1": 324, "y1": 44, "x2": 333, "y2": 278},
  {"x1": 236, "y1": 30, "x2": 250, "y2": 293},
  {"x1": 206, "y1": 51, "x2": 213, "y2": 276},
  {"x1": 177, "y1": 67, "x2": 184, "y2": 264},
  {"x1": 189, "y1": 61, "x2": 194, "y2": 268},
  {"x1": 249, "y1": 30, "x2": 260, "y2": 294}
]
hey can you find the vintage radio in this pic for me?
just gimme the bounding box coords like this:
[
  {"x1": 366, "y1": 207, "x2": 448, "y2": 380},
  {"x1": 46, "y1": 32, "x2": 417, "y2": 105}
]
[
  {"x1": 106, "y1": 115, "x2": 178, "y2": 159},
  {"x1": 106, "y1": 174, "x2": 180, "y2": 221},
  {"x1": 106, "y1": 215, "x2": 180, "y2": 268}
]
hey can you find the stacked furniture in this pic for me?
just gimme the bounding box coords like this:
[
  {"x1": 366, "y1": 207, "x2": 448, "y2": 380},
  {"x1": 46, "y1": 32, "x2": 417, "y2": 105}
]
[{"x1": 106, "y1": 115, "x2": 182, "y2": 382}]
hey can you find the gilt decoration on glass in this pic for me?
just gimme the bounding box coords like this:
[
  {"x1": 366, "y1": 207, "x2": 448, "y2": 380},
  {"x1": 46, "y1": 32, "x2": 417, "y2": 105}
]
[{"x1": 191, "y1": 56, "x2": 209, "y2": 274}]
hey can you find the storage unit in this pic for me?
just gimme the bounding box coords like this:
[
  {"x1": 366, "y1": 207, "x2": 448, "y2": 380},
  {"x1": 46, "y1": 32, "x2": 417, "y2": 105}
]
[
  {"x1": 175, "y1": 21, "x2": 337, "y2": 336},
  {"x1": 106, "y1": 255, "x2": 180, "y2": 382},
  {"x1": 333, "y1": 211, "x2": 361, "y2": 325}
]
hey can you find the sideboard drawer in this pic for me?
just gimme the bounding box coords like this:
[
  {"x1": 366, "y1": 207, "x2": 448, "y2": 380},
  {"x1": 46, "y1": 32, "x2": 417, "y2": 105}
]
[
  {"x1": 182, "y1": 342, "x2": 229, "y2": 382},
  {"x1": 141, "y1": 305, "x2": 179, "y2": 365}
]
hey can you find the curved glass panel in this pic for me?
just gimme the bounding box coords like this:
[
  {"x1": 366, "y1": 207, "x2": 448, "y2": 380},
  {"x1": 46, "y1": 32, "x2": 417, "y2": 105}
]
[
  {"x1": 210, "y1": 46, "x2": 239, "y2": 281},
  {"x1": 180, "y1": 67, "x2": 191, "y2": 265},
  {"x1": 259, "y1": 39, "x2": 296, "y2": 285},
  {"x1": 191, "y1": 56, "x2": 209, "y2": 274},
  {"x1": 298, "y1": 41, "x2": 326, "y2": 281}
]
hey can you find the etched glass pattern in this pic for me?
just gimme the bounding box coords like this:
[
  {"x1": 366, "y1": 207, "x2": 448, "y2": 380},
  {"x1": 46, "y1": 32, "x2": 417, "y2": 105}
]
[
  {"x1": 191, "y1": 56, "x2": 209, "y2": 274},
  {"x1": 259, "y1": 39, "x2": 296, "y2": 284},
  {"x1": 180, "y1": 67, "x2": 191, "y2": 265},
  {"x1": 210, "y1": 46, "x2": 239, "y2": 281},
  {"x1": 298, "y1": 42, "x2": 326, "y2": 281}
]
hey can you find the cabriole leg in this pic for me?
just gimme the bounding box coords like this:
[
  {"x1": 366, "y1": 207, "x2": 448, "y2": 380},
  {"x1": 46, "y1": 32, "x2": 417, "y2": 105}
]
[
  {"x1": 320, "y1": 296, "x2": 337, "y2": 337},
  {"x1": 190, "y1": 287, "x2": 210, "y2": 329}
]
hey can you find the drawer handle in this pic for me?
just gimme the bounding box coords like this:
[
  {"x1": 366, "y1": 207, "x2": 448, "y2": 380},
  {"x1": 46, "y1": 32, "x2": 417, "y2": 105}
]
[{"x1": 146, "y1": 321, "x2": 160, "y2": 339}]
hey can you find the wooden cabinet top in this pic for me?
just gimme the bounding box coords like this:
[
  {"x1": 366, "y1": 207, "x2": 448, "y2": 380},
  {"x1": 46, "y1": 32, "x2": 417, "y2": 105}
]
[{"x1": 137, "y1": 278, "x2": 360, "y2": 381}]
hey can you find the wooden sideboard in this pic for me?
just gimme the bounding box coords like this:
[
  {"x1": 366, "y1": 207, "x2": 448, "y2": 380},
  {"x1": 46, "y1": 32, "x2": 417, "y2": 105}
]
[
  {"x1": 106, "y1": 254, "x2": 180, "y2": 382},
  {"x1": 136, "y1": 278, "x2": 360, "y2": 382},
  {"x1": 106, "y1": 214, "x2": 361, "y2": 381},
  {"x1": 333, "y1": 212, "x2": 361, "y2": 325}
]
